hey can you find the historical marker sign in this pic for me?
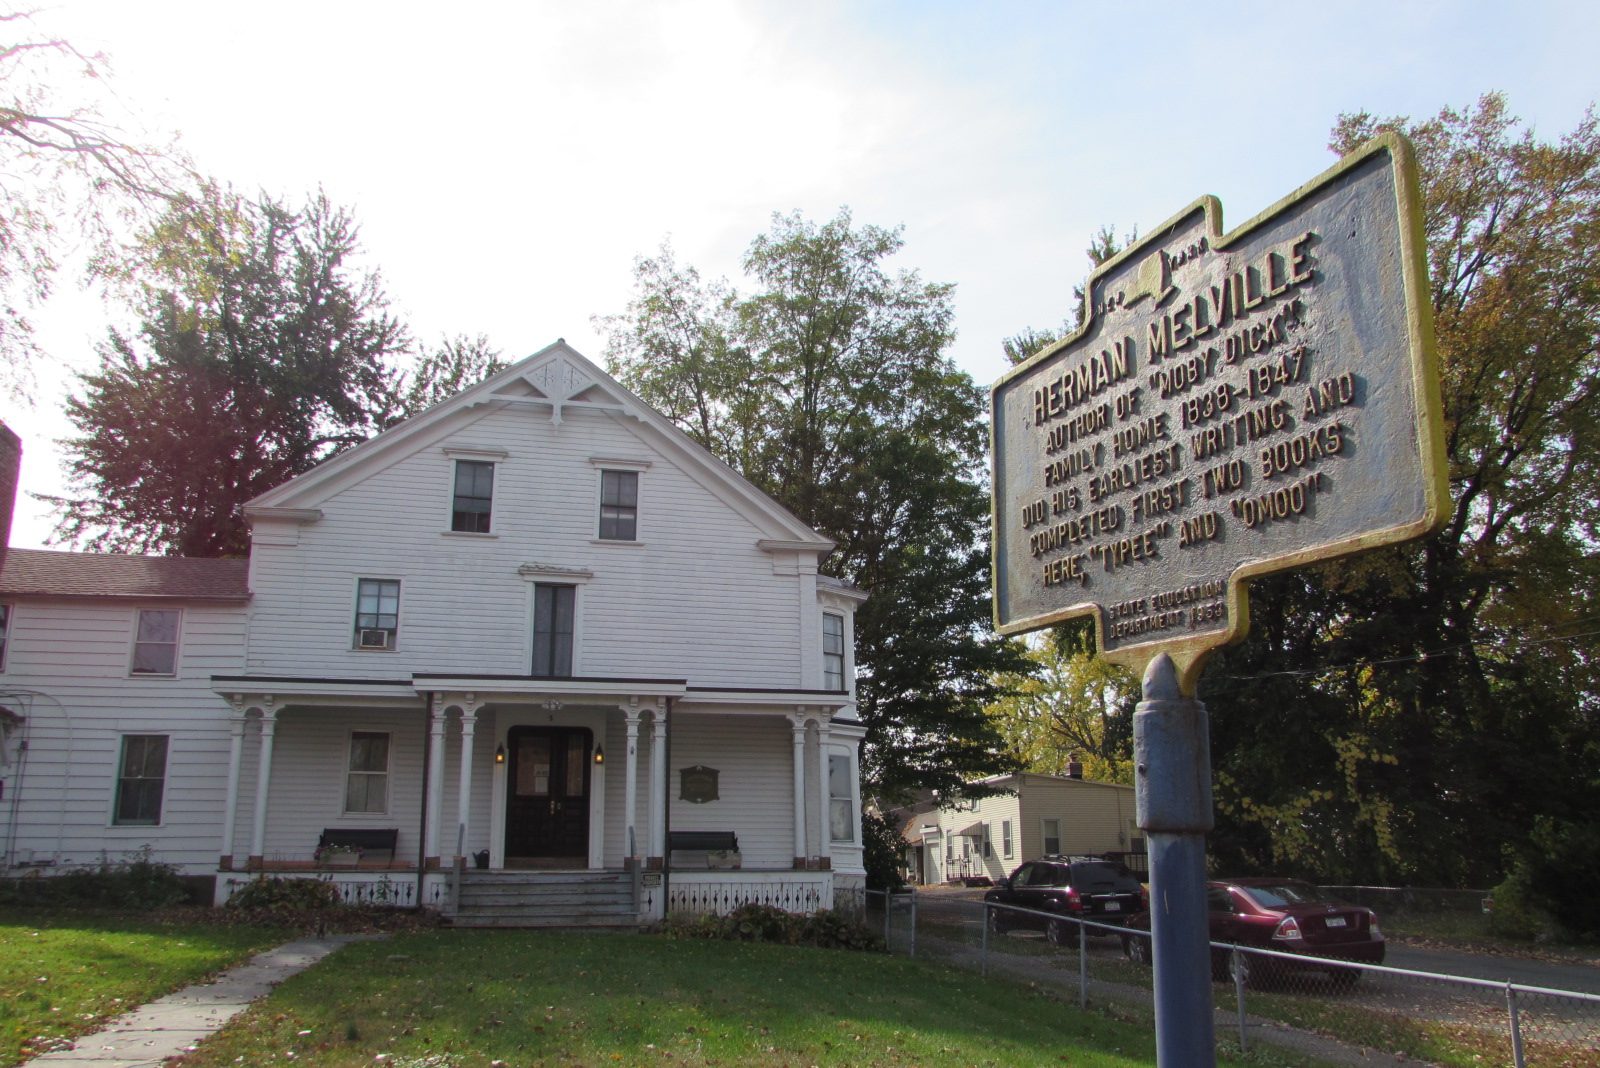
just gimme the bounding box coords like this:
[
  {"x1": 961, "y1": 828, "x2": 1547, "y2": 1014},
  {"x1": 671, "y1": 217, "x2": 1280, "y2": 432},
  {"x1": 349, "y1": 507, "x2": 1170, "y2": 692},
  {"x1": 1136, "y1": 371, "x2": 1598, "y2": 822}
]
[{"x1": 992, "y1": 134, "x2": 1448, "y2": 676}]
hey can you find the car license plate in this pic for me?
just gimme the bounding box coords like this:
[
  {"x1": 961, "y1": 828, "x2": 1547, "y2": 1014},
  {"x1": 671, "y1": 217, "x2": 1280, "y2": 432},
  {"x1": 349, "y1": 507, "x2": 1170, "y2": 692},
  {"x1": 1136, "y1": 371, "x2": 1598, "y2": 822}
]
[
  {"x1": 1326, "y1": 916, "x2": 1347, "y2": 927},
  {"x1": 1104, "y1": 902, "x2": 1120, "y2": 912}
]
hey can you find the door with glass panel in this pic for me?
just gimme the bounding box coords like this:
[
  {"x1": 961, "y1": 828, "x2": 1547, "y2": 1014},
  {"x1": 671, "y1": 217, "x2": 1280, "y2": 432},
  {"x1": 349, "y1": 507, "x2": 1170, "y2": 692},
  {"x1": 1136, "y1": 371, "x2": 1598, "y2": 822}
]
[{"x1": 504, "y1": 726, "x2": 591, "y2": 864}]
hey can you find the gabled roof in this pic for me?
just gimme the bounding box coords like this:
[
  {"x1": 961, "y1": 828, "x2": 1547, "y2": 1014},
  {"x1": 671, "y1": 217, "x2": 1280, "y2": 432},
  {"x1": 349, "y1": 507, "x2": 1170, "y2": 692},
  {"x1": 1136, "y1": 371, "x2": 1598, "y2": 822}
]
[
  {"x1": 0, "y1": 548, "x2": 249, "y2": 602},
  {"x1": 245, "y1": 341, "x2": 833, "y2": 553}
]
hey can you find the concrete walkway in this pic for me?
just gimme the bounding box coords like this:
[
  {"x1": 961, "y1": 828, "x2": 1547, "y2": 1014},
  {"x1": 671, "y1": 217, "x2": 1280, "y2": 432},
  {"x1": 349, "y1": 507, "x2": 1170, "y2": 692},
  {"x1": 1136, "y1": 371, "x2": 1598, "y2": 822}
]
[{"x1": 25, "y1": 937, "x2": 360, "y2": 1067}]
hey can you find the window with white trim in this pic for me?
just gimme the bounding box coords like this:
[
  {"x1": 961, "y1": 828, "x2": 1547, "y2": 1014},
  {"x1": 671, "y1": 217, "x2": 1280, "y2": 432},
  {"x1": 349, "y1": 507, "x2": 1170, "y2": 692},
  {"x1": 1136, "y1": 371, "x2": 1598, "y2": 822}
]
[
  {"x1": 598, "y1": 469, "x2": 638, "y2": 540},
  {"x1": 822, "y1": 612, "x2": 845, "y2": 691},
  {"x1": 451, "y1": 459, "x2": 494, "y2": 533},
  {"x1": 828, "y1": 753, "x2": 855, "y2": 842},
  {"x1": 114, "y1": 734, "x2": 167, "y2": 825},
  {"x1": 354, "y1": 579, "x2": 400, "y2": 650},
  {"x1": 532, "y1": 583, "x2": 575, "y2": 677},
  {"x1": 1042, "y1": 818, "x2": 1061, "y2": 856},
  {"x1": 130, "y1": 609, "x2": 179, "y2": 675},
  {"x1": 0, "y1": 602, "x2": 10, "y2": 671},
  {"x1": 1002, "y1": 819, "x2": 1014, "y2": 858},
  {"x1": 345, "y1": 731, "x2": 390, "y2": 814}
]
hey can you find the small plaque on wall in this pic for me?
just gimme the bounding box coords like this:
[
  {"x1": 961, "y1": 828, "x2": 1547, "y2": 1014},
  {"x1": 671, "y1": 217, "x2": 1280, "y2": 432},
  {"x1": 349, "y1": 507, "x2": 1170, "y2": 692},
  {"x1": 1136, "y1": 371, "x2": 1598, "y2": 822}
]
[{"x1": 680, "y1": 765, "x2": 720, "y2": 803}]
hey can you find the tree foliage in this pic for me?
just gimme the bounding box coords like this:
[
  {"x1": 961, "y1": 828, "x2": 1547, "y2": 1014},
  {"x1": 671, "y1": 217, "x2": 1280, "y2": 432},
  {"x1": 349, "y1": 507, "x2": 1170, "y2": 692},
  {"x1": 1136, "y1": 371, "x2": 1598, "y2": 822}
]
[
  {"x1": 1198, "y1": 95, "x2": 1600, "y2": 888},
  {"x1": 602, "y1": 209, "x2": 1030, "y2": 803},
  {"x1": 49, "y1": 185, "x2": 413, "y2": 556},
  {"x1": 0, "y1": 8, "x2": 186, "y2": 399}
]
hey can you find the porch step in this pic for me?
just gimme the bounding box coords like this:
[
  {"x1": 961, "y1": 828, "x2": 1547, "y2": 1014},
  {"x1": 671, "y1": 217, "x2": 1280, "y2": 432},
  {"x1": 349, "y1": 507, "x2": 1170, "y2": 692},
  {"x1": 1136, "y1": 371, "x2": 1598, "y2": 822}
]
[{"x1": 451, "y1": 870, "x2": 642, "y2": 929}]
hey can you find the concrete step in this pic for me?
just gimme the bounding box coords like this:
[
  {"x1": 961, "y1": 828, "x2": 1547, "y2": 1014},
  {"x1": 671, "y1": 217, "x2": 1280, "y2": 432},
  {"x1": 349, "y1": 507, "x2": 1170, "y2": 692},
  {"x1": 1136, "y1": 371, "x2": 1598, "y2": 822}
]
[
  {"x1": 459, "y1": 890, "x2": 634, "y2": 908},
  {"x1": 449, "y1": 871, "x2": 640, "y2": 929}
]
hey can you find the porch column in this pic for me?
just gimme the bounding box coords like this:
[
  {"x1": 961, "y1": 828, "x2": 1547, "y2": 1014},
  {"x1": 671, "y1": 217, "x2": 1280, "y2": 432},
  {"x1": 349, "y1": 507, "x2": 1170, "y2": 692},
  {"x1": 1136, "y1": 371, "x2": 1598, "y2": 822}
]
[
  {"x1": 455, "y1": 696, "x2": 480, "y2": 862},
  {"x1": 815, "y1": 717, "x2": 832, "y2": 867},
  {"x1": 247, "y1": 702, "x2": 277, "y2": 866},
  {"x1": 623, "y1": 702, "x2": 640, "y2": 858},
  {"x1": 424, "y1": 695, "x2": 447, "y2": 866},
  {"x1": 648, "y1": 703, "x2": 666, "y2": 860},
  {"x1": 219, "y1": 709, "x2": 247, "y2": 869},
  {"x1": 790, "y1": 714, "x2": 808, "y2": 866}
]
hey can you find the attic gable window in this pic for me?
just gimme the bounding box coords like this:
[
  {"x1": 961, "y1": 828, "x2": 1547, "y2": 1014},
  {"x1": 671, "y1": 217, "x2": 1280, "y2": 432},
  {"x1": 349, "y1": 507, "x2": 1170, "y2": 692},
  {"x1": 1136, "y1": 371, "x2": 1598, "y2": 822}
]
[
  {"x1": 355, "y1": 578, "x2": 401, "y2": 651},
  {"x1": 451, "y1": 459, "x2": 494, "y2": 533},
  {"x1": 130, "y1": 609, "x2": 180, "y2": 676},
  {"x1": 598, "y1": 469, "x2": 638, "y2": 541},
  {"x1": 0, "y1": 603, "x2": 9, "y2": 671}
]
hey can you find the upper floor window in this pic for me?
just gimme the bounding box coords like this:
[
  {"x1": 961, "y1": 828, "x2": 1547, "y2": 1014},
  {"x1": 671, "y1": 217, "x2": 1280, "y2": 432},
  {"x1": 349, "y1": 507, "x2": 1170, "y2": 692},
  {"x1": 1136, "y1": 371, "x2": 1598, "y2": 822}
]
[
  {"x1": 114, "y1": 734, "x2": 168, "y2": 825},
  {"x1": 1042, "y1": 818, "x2": 1061, "y2": 856},
  {"x1": 828, "y1": 753, "x2": 856, "y2": 842},
  {"x1": 598, "y1": 470, "x2": 638, "y2": 541},
  {"x1": 822, "y1": 613, "x2": 845, "y2": 690},
  {"x1": 345, "y1": 731, "x2": 390, "y2": 814},
  {"x1": 131, "y1": 609, "x2": 180, "y2": 675},
  {"x1": 451, "y1": 460, "x2": 494, "y2": 533},
  {"x1": 1002, "y1": 819, "x2": 1014, "y2": 858},
  {"x1": 355, "y1": 579, "x2": 401, "y2": 650},
  {"x1": 0, "y1": 602, "x2": 10, "y2": 671},
  {"x1": 532, "y1": 583, "x2": 575, "y2": 677}
]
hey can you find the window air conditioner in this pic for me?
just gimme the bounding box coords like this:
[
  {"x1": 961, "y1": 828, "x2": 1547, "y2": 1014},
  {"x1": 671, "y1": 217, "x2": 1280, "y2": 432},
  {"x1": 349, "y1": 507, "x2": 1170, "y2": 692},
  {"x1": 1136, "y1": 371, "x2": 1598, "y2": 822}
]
[{"x1": 358, "y1": 628, "x2": 391, "y2": 650}]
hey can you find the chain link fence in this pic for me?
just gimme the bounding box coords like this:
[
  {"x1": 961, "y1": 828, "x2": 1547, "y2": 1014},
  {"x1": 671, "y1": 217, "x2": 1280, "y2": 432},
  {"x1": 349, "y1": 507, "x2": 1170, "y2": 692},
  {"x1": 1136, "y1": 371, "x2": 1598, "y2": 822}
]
[{"x1": 886, "y1": 887, "x2": 1599, "y2": 1067}]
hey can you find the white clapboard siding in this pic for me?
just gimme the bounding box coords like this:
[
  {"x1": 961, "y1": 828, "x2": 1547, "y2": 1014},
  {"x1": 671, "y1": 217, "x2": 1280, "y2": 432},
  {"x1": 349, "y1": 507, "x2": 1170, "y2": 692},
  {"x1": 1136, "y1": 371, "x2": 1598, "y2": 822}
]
[
  {"x1": 1, "y1": 599, "x2": 245, "y2": 872},
  {"x1": 600, "y1": 713, "x2": 796, "y2": 870},
  {"x1": 245, "y1": 404, "x2": 801, "y2": 688}
]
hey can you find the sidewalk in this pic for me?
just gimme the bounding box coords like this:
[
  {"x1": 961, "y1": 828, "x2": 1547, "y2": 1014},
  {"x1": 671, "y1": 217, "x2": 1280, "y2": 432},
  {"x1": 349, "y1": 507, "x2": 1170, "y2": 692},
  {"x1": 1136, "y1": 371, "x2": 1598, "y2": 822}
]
[{"x1": 25, "y1": 937, "x2": 361, "y2": 1067}]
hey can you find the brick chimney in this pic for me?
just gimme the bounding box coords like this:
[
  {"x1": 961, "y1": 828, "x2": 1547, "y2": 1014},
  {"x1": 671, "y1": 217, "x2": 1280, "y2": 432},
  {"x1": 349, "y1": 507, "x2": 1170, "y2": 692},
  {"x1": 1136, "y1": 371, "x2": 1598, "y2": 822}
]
[
  {"x1": 0, "y1": 419, "x2": 18, "y2": 566},
  {"x1": 1066, "y1": 755, "x2": 1084, "y2": 780}
]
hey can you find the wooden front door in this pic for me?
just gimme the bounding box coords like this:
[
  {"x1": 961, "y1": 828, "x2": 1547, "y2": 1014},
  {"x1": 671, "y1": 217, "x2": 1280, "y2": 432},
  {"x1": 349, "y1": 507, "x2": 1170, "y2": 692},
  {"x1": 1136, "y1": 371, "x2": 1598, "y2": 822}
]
[{"x1": 505, "y1": 726, "x2": 592, "y2": 863}]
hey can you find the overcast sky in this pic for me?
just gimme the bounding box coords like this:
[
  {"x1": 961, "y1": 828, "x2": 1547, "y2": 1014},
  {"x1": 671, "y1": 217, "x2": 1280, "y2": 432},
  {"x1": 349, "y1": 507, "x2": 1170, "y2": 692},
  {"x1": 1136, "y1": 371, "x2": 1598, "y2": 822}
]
[{"x1": 7, "y1": 0, "x2": 1598, "y2": 550}]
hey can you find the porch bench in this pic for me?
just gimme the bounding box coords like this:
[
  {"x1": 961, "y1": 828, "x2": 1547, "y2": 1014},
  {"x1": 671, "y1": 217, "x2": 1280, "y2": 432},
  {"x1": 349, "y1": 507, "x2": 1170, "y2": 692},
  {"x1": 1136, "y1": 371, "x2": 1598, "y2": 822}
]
[
  {"x1": 668, "y1": 831, "x2": 740, "y2": 868},
  {"x1": 317, "y1": 827, "x2": 398, "y2": 864}
]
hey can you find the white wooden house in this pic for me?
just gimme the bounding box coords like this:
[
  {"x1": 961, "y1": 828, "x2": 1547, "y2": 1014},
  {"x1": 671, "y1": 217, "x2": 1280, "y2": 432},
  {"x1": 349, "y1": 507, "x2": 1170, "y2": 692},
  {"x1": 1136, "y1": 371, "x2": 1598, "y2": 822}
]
[
  {"x1": 902, "y1": 772, "x2": 1140, "y2": 885},
  {"x1": 0, "y1": 343, "x2": 868, "y2": 923}
]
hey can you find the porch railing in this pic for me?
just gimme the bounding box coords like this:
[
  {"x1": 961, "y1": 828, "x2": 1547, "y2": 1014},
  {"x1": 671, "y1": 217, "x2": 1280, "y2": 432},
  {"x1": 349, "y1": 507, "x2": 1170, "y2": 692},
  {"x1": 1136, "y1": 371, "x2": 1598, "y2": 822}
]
[{"x1": 663, "y1": 871, "x2": 834, "y2": 916}]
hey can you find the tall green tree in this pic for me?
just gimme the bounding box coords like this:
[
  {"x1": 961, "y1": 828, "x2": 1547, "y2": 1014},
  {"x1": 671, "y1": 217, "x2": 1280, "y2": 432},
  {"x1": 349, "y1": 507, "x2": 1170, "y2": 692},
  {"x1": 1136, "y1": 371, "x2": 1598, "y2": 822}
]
[
  {"x1": 1199, "y1": 95, "x2": 1600, "y2": 888},
  {"x1": 49, "y1": 184, "x2": 412, "y2": 556},
  {"x1": 602, "y1": 209, "x2": 1030, "y2": 802}
]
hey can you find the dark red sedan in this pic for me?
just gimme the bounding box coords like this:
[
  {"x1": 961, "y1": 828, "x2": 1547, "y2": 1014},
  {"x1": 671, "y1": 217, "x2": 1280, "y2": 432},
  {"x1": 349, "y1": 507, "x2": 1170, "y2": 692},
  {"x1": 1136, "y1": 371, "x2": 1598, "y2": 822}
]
[{"x1": 1122, "y1": 878, "x2": 1385, "y2": 986}]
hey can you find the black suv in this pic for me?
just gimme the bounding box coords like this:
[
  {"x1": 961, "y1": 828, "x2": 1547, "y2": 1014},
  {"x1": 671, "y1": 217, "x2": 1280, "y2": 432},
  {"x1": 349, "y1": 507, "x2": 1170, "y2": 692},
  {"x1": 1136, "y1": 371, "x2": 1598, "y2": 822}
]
[{"x1": 983, "y1": 855, "x2": 1146, "y2": 945}]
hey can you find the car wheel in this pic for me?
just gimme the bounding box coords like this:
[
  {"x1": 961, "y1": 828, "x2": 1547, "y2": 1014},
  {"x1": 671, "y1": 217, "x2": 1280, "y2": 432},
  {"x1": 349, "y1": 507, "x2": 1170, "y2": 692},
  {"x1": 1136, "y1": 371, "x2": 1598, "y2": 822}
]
[
  {"x1": 1124, "y1": 933, "x2": 1151, "y2": 965},
  {"x1": 1328, "y1": 967, "x2": 1361, "y2": 989},
  {"x1": 1226, "y1": 948, "x2": 1254, "y2": 988},
  {"x1": 1046, "y1": 917, "x2": 1079, "y2": 947},
  {"x1": 986, "y1": 907, "x2": 1006, "y2": 935}
]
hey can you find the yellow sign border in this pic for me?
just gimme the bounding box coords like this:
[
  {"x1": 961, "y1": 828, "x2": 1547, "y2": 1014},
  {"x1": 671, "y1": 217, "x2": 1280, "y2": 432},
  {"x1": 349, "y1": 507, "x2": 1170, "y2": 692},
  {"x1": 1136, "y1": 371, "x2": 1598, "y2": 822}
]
[{"x1": 990, "y1": 132, "x2": 1449, "y2": 691}]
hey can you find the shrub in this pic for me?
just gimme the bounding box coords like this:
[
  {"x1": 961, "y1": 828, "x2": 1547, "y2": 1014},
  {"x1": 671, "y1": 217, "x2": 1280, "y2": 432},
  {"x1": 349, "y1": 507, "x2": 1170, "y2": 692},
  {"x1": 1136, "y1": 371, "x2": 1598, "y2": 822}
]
[
  {"x1": 661, "y1": 903, "x2": 882, "y2": 951},
  {"x1": 801, "y1": 907, "x2": 883, "y2": 950},
  {"x1": 0, "y1": 849, "x2": 189, "y2": 909},
  {"x1": 226, "y1": 876, "x2": 345, "y2": 912}
]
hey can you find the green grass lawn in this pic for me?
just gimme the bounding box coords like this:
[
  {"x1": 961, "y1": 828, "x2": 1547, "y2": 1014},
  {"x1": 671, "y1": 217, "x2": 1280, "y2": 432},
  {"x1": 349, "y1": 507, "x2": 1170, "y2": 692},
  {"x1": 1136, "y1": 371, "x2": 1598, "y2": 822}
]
[
  {"x1": 172, "y1": 930, "x2": 1311, "y2": 1067},
  {"x1": 0, "y1": 908, "x2": 290, "y2": 1066}
]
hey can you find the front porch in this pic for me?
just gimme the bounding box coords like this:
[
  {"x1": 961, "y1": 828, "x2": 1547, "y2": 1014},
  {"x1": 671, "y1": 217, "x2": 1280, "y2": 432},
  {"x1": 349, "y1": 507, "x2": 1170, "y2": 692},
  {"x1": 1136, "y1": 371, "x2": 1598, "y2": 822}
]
[{"x1": 208, "y1": 675, "x2": 866, "y2": 921}]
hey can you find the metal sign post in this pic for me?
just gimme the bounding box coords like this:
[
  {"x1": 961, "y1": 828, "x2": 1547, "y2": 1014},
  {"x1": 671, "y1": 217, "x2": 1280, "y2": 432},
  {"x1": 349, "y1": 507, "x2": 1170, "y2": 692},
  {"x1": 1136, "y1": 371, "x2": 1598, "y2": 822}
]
[{"x1": 990, "y1": 133, "x2": 1447, "y2": 1065}]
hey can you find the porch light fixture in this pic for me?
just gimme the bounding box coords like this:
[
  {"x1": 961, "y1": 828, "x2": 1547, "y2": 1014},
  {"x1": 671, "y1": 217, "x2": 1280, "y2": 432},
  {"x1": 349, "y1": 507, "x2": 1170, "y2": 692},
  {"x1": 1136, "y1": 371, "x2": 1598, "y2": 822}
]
[
  {"x1": 593, "y1": 744, "x2": 605, "y2": 765},
  {"x1": 494, "y1": 743, "x2": 505, "y2": 765}
]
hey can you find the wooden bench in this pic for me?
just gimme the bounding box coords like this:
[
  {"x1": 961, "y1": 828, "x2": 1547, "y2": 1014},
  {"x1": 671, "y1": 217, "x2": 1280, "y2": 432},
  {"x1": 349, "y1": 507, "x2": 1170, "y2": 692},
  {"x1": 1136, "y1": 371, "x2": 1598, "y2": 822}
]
[
  {"x1": 317, "y1": 828, "x2": 398, "y2": 863},
  {"x1": 668, "y1": 830, "x2": 739, "y2": 868}
]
